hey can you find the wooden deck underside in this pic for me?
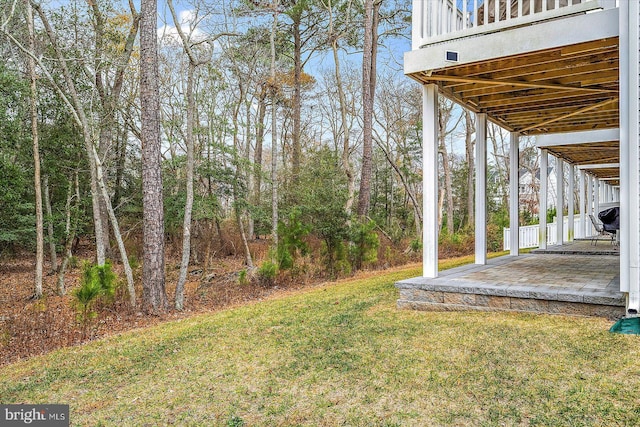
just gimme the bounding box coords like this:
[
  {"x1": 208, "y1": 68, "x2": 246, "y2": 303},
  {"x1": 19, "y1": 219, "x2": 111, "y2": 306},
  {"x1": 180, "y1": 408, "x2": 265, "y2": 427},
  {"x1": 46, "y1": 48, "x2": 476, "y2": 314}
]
[
  {"x1": 408, "y1": 36, "x2": 620, "y2": 176},
  {"x1": 408, "y1": 37, "x2": 619, "y2": 136}
]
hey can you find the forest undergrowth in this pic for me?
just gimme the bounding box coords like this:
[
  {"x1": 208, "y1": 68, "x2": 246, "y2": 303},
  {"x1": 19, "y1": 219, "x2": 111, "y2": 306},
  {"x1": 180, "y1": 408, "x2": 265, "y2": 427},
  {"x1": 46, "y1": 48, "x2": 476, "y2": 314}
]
[{"x1": 0, "y1": 224, "x2": 447, "y2": 367}]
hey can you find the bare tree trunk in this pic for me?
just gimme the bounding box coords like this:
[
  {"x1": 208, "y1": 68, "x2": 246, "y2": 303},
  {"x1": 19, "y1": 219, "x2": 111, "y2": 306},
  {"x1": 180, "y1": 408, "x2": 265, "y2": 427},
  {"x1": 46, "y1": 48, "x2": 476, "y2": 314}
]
[
  {"x1": 235, "y1": 194, "x2": 254, "y2": 269},
  {"x1": 174, "y1": 63, "x2": 195, "y2": 310},
  {"x1": 86, "y1": 0, "x2": 140, "y2": 260},
  {"x1": 245, "y1": 99, "x2": 255, "y2": 240},
  {"x1": 322, "y1": 0, "x2": 356, "y2": 213},
  {"x1": 252, "y1": 86, "x2": 267, "y2": 237},
  {"x1": 232, "y1": 93, "x2": 254, "y2": 269},
  {"x1": 141, "y1": 0, "x2": 168, "y2": 314},
  {"x1": 93, "y1": 145, "x2": 136, "y2": 306},
  {"x1": 489, "y1": 124, "x2": 510, "y2": 207},
  {"x1": 270, "y1": 3, "x2": 279, "y2": 247},
  {"x1": 376, "y1": 142, "x2": 422, "y2": 231},
  {"x1": 57, "y1": 172, "x2": 80, "y2": 296},
  {"x1": 465, "y1": 110, "x2": 475, "y2": 228},
  {"x1": 437, "y1": 98, "x2": 458, "y2": 235},
  {"x1": 413, "y1": 195, "x2": 422, "y2": 241},
  {"x1": 112, "y1": 125, "x2": 127, "y2": 210},
  {"x1": 25, "y1": 0, "x2": 43, "y2": 298},
  {"x1": 43, "y1": 175, "x2": 57, "y2": 273},
  {"x1": 167, "y1": 0, "x2": 197, "y2": 310},
  {"x1": 291, "y1": 12, "x2": 302, "y2": 181},
  {"x1": 357, "y1": 0, "x2": 380, "y2": 218},
  {"x1": 438, "y1": 188, "x2": 445, "y2": 233},
  {"x1": 331, "y1": 38, "x2": 355, "y2": 215},
  {"x1": 97, "y1": 132, "x2": 112, "y2": 259},
  {"x1": 440, "y1": 143, "x2": 454, "y2": 235}
]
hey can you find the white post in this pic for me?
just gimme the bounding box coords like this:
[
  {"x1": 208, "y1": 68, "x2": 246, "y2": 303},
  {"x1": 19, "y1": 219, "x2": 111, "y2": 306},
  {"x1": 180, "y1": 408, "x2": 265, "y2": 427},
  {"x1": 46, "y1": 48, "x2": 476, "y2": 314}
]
[
  {"x1": 568, "y1": 164, "x2": 575, "y2": 242},
  {"x1": 621, "y1": 0, "x2": 640, "y2": 312},
  {"x1": 611, "y1": 184, "x2": 616, "y2": 202},
  {"x1": 440, "y1": 0, "x2": 447, "y2": 35},
  {"x1": 556, "y1": 157, "x2": 564, "y2": 246},
  {"x1": 423, "y1": 84, "x2": 439, "y2": 278},
  {"x1": 609, "y1": 184, "x2": 614, "y2": 202},
  {"x1": 587, "y1": 175, "x2": 595, "y2": 215},
  {"x1": 483, "y1": 0, "x2": 488, "y2": 26},
  {"x1": 412, "y1": 0, "x2": 422, "y2": 49},
  {"x1": 473, "y1": 0, "x2": 479, "y2": 27},
  {"x1": 593, "y1": 176, "x2": 598, "y2": 211},
  {"x1": 539, "y1": 149, "x2": 548, "y2": 249},
  {"x1": 611, "y1": 185, "x2": 616, "y2": 202},
  {"x1": 586, "y1": 174, "x2": 593, "y2": 236},
  {"x1": 620, "y1": 0, "x2": 630, "y2": 296},
  {"x1": 463, "y1": 0, "x2": 468, "y2": 30},
  {"x1": 475, "y1": 113, "x2": 487, "y2": 264},
  {"x1": 589, "y1": 175, "x2": 594, "y2": 215},
  {"x1": 509, "y1": 132, "x2": 519, "y2": 256},
  {"x1": 518, "y1": 0, "x2": 523, "y2": 19},
  {"x1": 579, "y1": 170, "x2": 586, "y2": 239}
]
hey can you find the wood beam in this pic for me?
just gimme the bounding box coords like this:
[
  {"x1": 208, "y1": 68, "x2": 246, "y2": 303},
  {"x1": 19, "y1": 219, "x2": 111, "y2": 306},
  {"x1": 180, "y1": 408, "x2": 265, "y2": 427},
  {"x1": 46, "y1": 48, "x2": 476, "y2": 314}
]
[
  {"x1": 422, "y1": 75, "x2": 617, "y2": 94},
  {"x1": 578, "y1": 163, "x2": 620, "y2": 169},
  {"x1": 517, "y1": 98, "x2": 619, "y2": 133}
]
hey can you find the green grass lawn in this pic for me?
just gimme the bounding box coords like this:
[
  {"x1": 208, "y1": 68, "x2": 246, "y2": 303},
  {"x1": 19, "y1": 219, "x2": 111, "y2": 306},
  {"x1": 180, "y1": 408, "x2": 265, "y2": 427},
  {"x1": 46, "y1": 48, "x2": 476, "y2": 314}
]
[{"x1": 2, "y1": 257, "x2": 640, "y2": 426}]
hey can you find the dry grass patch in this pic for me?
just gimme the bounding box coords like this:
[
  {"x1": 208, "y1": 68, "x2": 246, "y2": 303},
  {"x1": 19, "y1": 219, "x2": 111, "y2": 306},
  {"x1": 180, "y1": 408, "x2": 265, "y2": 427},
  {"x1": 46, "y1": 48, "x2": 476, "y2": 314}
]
[{"x1": 2, "y1": 255, "x2": 640, "y2": 426}]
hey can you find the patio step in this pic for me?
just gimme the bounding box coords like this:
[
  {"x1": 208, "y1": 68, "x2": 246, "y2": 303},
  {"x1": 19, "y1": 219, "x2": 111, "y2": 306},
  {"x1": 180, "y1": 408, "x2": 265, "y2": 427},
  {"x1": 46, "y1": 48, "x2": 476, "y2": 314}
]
[
  {"x1": 396, "y1": 255, "x2": 625, "y2": 320},
  {"x1": 396, "y1": 281, "x2": 625, "y2": 320}
]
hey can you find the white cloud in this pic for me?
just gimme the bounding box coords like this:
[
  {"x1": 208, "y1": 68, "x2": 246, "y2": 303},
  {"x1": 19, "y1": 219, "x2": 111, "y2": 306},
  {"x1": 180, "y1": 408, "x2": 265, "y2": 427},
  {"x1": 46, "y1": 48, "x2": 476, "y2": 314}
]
[{"x1": 158, "y1": 9, "x2": 207, "y2": 46}]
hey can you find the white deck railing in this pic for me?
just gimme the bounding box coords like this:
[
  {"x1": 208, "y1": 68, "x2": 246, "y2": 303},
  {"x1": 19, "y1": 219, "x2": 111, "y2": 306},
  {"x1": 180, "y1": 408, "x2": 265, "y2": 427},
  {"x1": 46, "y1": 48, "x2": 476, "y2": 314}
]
[
  {"x1": 503, "y1": 216, "x2": 591, "y2": 250},
  {"x1": 412, "y1": 0, "x2": 617, "y2": 49}
]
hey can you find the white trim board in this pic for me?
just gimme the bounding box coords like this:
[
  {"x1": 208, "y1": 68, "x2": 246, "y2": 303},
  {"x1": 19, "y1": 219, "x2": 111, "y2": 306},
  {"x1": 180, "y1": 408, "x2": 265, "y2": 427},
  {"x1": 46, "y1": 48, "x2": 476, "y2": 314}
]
[{"x1": 536, "y1": 129, "x2": 619, "y2": 148}]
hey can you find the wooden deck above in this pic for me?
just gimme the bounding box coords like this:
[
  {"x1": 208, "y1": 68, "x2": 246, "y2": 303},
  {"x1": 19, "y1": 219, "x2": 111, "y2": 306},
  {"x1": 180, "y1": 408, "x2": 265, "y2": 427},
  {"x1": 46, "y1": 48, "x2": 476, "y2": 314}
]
[
  {"x1": 406, "y1": 6, "x2": 620, "y2": 138},
  {"x1": 408, "y1": 37, "x2": 619, "y2": 136}
]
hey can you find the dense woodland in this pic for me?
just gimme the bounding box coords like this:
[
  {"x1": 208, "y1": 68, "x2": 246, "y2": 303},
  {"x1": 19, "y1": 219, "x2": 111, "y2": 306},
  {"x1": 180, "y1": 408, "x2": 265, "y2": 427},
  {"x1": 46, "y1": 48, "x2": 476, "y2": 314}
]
[{"x1": 0, "y1": 0, "x2": 540, "y2": 319}]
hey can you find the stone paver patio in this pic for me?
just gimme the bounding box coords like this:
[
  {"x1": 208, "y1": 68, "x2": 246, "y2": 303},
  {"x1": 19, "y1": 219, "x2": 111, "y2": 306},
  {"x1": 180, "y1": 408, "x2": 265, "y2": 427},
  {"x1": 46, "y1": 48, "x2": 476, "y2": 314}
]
[{"x1": 396, "y1": 251, "x2": 624, "y2": 320}]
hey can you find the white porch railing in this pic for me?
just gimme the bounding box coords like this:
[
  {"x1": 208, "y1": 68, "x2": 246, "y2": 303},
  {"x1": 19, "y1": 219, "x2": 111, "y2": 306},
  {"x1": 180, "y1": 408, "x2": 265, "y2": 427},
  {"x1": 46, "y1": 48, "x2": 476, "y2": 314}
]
[
  {"x1": 412, "y1": 0, "x2": 617, "y2": 49},
  {"x1": 503, "y1": 216, "x2": 589, "y2": 250}
]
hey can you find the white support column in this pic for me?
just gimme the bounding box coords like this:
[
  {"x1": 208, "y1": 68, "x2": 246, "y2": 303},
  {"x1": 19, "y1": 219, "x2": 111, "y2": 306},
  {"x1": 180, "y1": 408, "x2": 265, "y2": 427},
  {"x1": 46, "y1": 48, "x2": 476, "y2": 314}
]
[
  {"x1": 591, "y1": 178, "x2": 596, "y2": 227},
  {"x1": 593, "y1": 177, "x2": 598, "y2": 218},
  {"x1": 620, "y1": 0, "x2": 631, "y2": 297},
  {"x1": 509, "y1": 132, "x2": 520, "y2": 256},
  {"x1": 599, "y1": 181, "x2": 604, "y2": 202},
  {"x1": 620, "y1": 0, "x2": 640, "y2": 312},
  {"x1": 568, "y1": 164, "x2": 575, "y2": 242},
  {"x1": 475, "y1": 113, "x2": 487, "y2": 265},
  {"x1": 587, "y1": 174, "x2": 593, "y2": 236},
  {"x1": 579, "y1": 170, "x2": 586, "y2": 239},
  {"x1": 423, "y1": 84, "x2": 439, "y2": 278},
  {"x1": 556, "y1": 157, "x2": 564, "y2": 246},
  {"x1": 539, "y1": 149, "x2": 548, "y2": 249}
]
